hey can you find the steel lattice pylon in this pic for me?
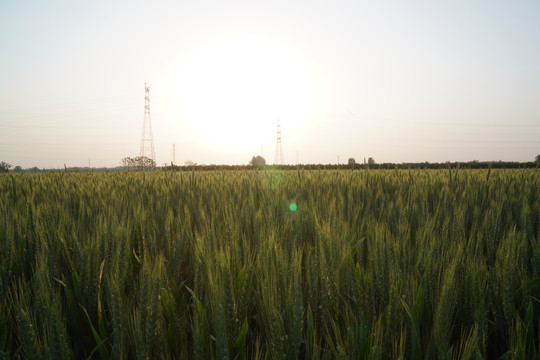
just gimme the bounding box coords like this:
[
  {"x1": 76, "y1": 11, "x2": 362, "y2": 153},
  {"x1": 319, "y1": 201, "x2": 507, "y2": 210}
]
[
  {"x1": 274, "y1": 119, "x2": 284, "y2": 165},
  {"x1": 140, "y1": 83, "x2": 155, "y2": 169}
]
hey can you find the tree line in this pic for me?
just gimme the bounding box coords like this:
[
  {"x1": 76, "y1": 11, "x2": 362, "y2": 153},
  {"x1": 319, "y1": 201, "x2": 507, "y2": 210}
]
[{"x1": 1, "y1": 155, "x2": 539, "y2": 173}]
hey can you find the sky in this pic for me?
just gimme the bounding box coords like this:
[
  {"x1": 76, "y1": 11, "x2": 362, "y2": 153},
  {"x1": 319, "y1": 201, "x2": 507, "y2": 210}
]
[{"x1": 1, "y1": 0, "x2": 539, "y2": 168}]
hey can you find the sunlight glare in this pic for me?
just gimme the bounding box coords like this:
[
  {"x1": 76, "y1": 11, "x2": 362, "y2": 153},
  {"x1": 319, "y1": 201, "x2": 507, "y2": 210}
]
[{"x1": 177, "y1": 36, "x2": 318, "y2": 151}]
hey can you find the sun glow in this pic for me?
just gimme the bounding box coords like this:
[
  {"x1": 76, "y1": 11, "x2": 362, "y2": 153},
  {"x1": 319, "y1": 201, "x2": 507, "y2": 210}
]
[{"x1": 176, "y1": 35, "x2": 319, "y2": 151}]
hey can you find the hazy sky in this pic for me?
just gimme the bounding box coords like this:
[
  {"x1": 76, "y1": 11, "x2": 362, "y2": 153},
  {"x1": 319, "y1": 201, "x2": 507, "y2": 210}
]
[{"x1": 1, "y1": 1, "x2": 539, "y2": 168}]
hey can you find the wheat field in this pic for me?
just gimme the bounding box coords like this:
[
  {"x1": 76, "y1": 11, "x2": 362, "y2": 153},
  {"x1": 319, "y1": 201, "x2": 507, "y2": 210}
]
[{"x1": 0, "y1": 168, "x2": 539, "y2": 359}]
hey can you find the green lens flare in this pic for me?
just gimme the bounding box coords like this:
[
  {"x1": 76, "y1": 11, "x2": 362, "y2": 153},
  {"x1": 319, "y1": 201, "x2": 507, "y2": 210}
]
[{"x1": 289, "y1": 202, "x2": 298, "y2": 212}]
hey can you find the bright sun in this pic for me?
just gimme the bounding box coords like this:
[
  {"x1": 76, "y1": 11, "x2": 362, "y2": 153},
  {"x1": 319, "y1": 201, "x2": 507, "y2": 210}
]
[{"x1": 176, "y1": 35, "x2": 318, "y2": 151}]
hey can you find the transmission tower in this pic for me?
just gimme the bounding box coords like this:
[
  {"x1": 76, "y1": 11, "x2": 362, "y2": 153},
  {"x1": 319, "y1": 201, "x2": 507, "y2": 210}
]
[
  {"x1": 140, "y1": 83, "x2": 155, "y2": 169},
  {"x1": 172, "y1": 143, "x2": 176, "y2": 165},
  {"x1": 274, "y1": 119, "x2": 284, "y2": 165}
]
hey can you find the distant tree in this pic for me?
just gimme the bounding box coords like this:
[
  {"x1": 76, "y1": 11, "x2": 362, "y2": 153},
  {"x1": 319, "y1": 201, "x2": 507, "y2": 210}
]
[
  {"x1": 348, "y1": 158, "x2": 356, "y2": 166},
  {"x1": 368, "y1": 157, "x2": 376, "y2": 165},
  {"x1": 121, "y1": 156, "x2": 156, "y2": 170},
  {"x1": 0, "y1": 161, "x2": 12, "y2": 173},
  {"x1": 184, "y1": 160, "x2": 197, "y2": 166},
  {"x1": 121, "y1": 157, "x2": 134, "y2": 169},
  {"x1": 536, "y1": 154, "x2": 540, "y2": 163},
  {"x1": 250, "y1": 155, "x2": 266, "y2": 169},
  {"x1": 13, "y1": 165, "x2": 23, "y2": 172}
]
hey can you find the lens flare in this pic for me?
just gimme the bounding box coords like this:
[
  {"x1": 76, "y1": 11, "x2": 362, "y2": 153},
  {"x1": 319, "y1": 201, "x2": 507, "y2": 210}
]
[{"x1": 289, "y1": 202, "x2": 298, "y2": 212}]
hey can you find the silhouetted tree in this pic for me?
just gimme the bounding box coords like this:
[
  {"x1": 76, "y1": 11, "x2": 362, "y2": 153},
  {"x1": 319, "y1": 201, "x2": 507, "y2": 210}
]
[
  {"x1": 250, "y1": 155, "x2": 266, "y2": 169},
  {"x1": 536, "y1": 154, "x2": 540, "y2": 163},
  {"x1": 0, "y1": 161, "x2": 12, "y2": 173},
  {"x1": 121, "y1": 156, "x2": 156, "y2": 170},
  {"x1": 348, "y1": 158, "x2": 356, "y2": 166},
  {"x1": 368, "y1": 157, "x2": 376, "y2": 165}
]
